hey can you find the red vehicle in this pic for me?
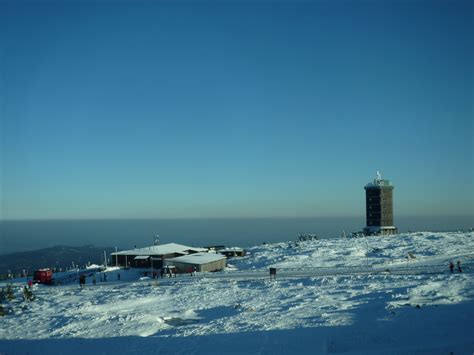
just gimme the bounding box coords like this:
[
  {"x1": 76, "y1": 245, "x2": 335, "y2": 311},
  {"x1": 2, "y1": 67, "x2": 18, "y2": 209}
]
[{"x1": 33, "y1": 268, "x2": 53, "y2": 285}]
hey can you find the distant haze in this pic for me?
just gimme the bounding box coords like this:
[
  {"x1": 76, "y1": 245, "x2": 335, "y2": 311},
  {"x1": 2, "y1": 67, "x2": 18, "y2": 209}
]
[{"x1": 1, "y1": 216, "x2": 472, "y2": 254}]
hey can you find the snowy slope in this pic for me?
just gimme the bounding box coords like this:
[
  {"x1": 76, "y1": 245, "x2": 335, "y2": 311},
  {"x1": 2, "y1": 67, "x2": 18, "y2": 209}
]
[{"x1": 0, "y1": 231, "x2": 473, "y2": 354}]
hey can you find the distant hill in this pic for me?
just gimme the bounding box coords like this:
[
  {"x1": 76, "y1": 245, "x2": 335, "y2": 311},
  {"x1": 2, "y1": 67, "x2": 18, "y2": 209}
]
[{"x1": 0, "y1": 245, "x2": 115, "y2": 278}]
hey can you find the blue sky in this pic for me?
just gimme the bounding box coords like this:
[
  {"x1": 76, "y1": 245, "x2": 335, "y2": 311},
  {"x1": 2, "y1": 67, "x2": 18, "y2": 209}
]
[{"x1": 1, "y1": 0, "x2": 473, "y2": 219}]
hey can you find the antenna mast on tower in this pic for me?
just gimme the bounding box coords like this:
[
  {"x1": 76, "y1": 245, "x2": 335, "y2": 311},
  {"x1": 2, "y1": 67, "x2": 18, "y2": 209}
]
[{"x1": 376, "y1": 171, "x2": 382, "y2": 184}]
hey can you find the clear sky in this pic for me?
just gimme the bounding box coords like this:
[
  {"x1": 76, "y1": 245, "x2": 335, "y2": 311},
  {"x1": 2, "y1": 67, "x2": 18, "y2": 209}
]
[{"x1": 1, "y1": 0, "x2": 473, "y2": 220}]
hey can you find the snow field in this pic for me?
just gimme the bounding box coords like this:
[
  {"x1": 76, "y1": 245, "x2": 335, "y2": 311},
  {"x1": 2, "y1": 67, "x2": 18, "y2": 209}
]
[{"x1": 0, "y1": 231, "x2": 473, "y2": 354}]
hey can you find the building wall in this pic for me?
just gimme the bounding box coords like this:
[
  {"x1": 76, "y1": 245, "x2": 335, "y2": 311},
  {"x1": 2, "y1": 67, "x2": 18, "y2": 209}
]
[
  {"x1": 168, "y1": 261, "x2": 194, "y2": 273},
  {"x1": 167, "y1": 259, "x2": 226, "y2": 273},
  {"x1": 365, "y1": 186, "x2": 394, "y2": 227},
  {"x1": 199, "y1": 259, "x2": 226, "y2": 272},
  {"x1": 112, "y1": 255, "x2": 160, "y2": 268}
]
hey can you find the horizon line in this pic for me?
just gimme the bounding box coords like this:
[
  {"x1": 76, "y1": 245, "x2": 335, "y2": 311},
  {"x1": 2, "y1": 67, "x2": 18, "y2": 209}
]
[{"x1": 1, "y1": 214, "x2": 473, "y2": 222}]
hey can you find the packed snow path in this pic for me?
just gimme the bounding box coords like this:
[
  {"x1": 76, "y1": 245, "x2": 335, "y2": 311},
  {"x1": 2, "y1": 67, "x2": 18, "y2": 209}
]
[{"x1": 198, "y1": 257, "x2": 474, "y2": 281}]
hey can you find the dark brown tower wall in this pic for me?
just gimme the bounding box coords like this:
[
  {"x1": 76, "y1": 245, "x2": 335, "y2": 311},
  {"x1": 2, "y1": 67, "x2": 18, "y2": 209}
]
[{"x1": 365, "y1": 186, "x2": 393, "y2": 227}]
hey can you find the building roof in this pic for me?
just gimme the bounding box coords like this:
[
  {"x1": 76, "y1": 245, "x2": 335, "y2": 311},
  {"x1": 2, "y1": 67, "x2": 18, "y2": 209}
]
[
  {"x1": 111, "y1": 243, "x2": 207, "y2": 256},
  {"x1": 166, "y1": 252, "x2": 226, "y2": 265}
]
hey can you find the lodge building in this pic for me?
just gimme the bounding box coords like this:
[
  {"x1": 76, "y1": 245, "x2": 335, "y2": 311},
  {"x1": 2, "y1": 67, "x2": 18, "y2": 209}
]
[
  {"x1": 110, "y1": 243, "x2": 227, "y2": 273},
  {"x1": 111, "y1": 243, "x2": 207, "y2": 269}
]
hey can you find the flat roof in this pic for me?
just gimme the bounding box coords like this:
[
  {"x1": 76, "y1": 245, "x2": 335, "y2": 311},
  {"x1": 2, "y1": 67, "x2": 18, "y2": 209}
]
[
  {"x1": 365, "y1": 179, "x2": 393, "y2": 188},
  {"x1": 111, "y1": 243, "x2": 207, "y2": 256},
  {"x1": 167, "y1": 252, "x2": 226, "y2": 265}
]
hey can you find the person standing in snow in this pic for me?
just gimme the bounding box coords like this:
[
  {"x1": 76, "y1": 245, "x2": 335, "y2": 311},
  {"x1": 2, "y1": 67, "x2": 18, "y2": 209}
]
[
  {"x1": 457, "y1": 260, "x2": 463, "y2": 273},
  {"x1": 79, "y1": 275, "x2": 86, "y2": 288},
  {"x1": 449, "y1": 261, "x2": 454, "y2": 273},
  {"x1": 117, "y1": 273, "x2": 121, "y2": 281}
]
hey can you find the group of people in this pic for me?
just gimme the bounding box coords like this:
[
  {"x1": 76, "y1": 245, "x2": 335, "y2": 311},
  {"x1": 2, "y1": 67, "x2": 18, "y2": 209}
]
[
  {"x1": 90, "y1": 272, "x2": 108, "y2": 284},
  {"x1": 449, "y1": 260, "x2": 463, "y2": 273},
  {"x1": 79, "y1": 272, "x2": 117, "y2": 287}
]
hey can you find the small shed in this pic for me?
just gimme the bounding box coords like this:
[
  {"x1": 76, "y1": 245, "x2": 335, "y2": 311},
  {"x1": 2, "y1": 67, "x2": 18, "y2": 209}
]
[
  {"x1": 165, "y1": 253, "x2": 227, "y2": 273},
  {"x1": 220, "y1": 247, "x2": 246, "y2": 258},
  {"x1": 205, "y1": 245, "x2": 226, "y2": 252}
]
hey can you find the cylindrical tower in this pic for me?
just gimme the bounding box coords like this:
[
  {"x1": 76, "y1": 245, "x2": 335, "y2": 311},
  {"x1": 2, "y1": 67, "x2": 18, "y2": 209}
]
[{"x1": 363, "y1": 172, "x2": 397, "y2": 236}]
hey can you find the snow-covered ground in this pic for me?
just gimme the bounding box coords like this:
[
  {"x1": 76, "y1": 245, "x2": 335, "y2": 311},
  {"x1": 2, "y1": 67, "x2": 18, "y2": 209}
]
[{"x1": 1, "y1": 231, "x2": 473, "y2": 354}]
